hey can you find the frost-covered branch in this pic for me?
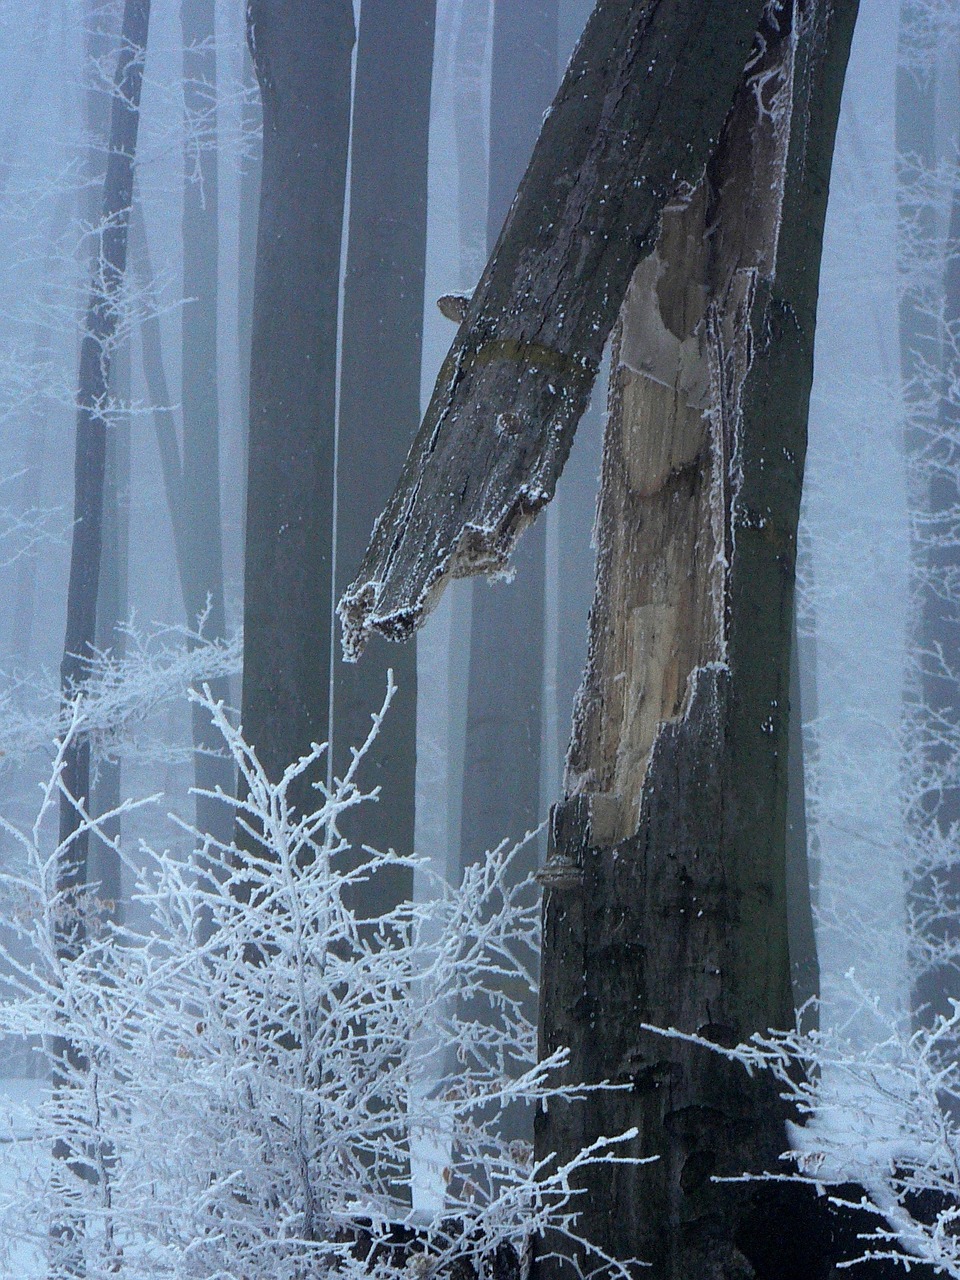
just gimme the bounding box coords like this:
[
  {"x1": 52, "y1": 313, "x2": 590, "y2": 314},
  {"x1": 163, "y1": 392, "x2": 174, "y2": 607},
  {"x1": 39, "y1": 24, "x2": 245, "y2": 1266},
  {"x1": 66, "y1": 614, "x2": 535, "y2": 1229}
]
[{"x1": 0, "y1": 620, "x2": 242, "y2": 770}]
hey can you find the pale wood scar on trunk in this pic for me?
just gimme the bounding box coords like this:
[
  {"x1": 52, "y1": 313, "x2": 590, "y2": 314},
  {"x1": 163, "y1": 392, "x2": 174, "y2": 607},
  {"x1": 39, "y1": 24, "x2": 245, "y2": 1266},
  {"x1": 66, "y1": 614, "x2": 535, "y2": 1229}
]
[{"x1": 565, "y1": 22, "x2": 794, "y2": 847}]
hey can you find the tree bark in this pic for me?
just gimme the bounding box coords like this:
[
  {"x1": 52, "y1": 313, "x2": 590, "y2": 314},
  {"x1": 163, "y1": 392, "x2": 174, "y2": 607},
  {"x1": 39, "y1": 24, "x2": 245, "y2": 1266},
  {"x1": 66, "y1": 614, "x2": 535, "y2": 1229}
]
[
  {"x1": 449, "y1": 0, "x2": 561, "y2": 1153},
  {"x1": 241, "y1": 0, "x2": 354, "y2": 814},
  {"x1": 535, "y1": 3, "x2": 863, "y2": 1275},
  {"x1": 54, "y1": 2, "x2": 150, "y2": 1267},
  {"x1": 339, "y1": 0, "x2": 769, "y2": 659},
  {"x1": 58, "y1": 0, "x2": 150, "y2": 908},
  {"x1": 458, "y1": 0, "x2": 558, "y2": 885},
  {"x1": 334, "y1": 0, "x2": 435, "y2": 903},
  {"x1": 89, "y1": 342, "x2": 130, "y2": 919}
]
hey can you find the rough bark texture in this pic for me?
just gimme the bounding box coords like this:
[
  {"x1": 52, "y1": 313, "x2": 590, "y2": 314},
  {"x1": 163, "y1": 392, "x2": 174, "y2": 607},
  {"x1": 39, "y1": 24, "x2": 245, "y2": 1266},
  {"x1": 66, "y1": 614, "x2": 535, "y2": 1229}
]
[
  {"x1": 338, "y1": 0, "x2": 769, "y2": 658},
  {"x1": 241, "y1": 0, "x2": 353, "y2": 812},
  {"x1": 534, "y1": 3, "x2": 861, "y2": 1276},
  {"x1": 334, "y1": 0, "x2": 434, "y2": 901}
]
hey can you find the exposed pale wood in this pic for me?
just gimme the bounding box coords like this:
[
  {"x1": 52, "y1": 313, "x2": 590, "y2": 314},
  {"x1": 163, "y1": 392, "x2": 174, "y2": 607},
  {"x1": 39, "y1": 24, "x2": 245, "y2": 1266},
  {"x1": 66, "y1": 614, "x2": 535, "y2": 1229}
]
[
  {"x1": 566, "y1": 0, "x2": 793, "y2": 844},
  {"x1": 338, "y1": 0, "x2": 768, "y2": 659}
]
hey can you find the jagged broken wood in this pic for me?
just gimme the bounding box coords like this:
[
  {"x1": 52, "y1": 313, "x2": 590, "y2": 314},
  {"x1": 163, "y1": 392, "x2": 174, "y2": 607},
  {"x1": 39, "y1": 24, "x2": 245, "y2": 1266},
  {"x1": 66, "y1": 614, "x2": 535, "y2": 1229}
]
[{"x1": 338, "y1": 0, "x2": 768, "y2": 659}]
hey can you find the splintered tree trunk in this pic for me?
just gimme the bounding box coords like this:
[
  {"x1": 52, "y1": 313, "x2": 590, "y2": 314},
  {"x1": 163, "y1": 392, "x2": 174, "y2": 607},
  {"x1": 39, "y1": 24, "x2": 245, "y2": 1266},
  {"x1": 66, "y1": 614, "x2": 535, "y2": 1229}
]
[
  {"x1": 242, "y1": 0, "x2": 354, "y2": 814},
  {"x1": 339, "y1": 0, "x2": 770, "y2": 655},
  {"x1": 535, "y1": 3, "x2": 860, "y2": 1275},
  {"x1": 335, "y1": 0, "x2": 435, "y2": 904}
]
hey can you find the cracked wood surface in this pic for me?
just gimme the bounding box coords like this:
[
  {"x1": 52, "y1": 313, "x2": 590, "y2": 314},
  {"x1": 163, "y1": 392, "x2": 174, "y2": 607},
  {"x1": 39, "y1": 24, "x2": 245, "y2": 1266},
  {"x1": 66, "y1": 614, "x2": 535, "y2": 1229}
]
[{"x1": 338, "y1": 0, "x2": 768, "y2": 660}]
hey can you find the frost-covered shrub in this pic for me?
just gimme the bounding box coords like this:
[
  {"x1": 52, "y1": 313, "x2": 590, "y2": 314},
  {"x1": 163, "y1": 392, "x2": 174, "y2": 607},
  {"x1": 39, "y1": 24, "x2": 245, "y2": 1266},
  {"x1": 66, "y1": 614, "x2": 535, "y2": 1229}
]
[
  {"x1": 0, "y1": 685, "x2": 634, "y2": 1279},
  {"x1": 645, "y1": 985, "x2": 960, "y2": 1277}
]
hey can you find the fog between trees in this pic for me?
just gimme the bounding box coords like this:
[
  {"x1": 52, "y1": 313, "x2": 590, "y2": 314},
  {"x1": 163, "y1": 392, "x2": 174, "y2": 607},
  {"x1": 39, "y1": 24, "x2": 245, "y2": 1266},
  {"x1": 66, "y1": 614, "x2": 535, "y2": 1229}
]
[{"x1": 0, "y1": 0, "x2": 956, "y2": 1276}]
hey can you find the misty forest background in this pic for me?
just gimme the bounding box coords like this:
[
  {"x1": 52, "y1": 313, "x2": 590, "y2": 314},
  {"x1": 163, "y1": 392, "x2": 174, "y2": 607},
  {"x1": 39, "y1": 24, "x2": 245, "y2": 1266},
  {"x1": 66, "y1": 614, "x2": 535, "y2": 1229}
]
[{"x1": 0, "y1": 0, "x2": 957, "y2": 1272}]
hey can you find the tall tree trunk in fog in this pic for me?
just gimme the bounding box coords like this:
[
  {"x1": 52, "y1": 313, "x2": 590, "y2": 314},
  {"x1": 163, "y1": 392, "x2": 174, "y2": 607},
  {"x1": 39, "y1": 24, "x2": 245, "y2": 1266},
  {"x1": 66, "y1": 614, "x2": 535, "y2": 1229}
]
[
  {"x1": 341, "y1": 0, "x2": 864, "y2": 1272},
  {"x1": 458, "y1": 0, "x2": 557, "y2": 875},
  {"x1": 58, "y1": 0, "x2": 149, "y2": 907},
  {"x1": 89, "y1": 344, "x2": 130, "y2": 917},
  {"x1": 335, "y1": 0, "x2": 435, "y2": 904},
  {"x1": 454, "y1": 1, "x2": 559, "y2": 1148},
  {"x1": 242, "y1": 0, "x2": 353, "y2": 813},
  {"x1": 180, "y1": 0, "x2": 233, "y2": 843},
  {"x1": 9, "y1": 192, "x2": 72, "y2": 666},
  {"x1": 536, "y1": 4, "x2": 859, "y2": 1275},
  {"x1": 458, "y1": 0, "x2": 555, "y2": 880},
  {"x1": 55, "y1": 0, "x2": 150, "y2": 1266},
  {"x1": 898, "y1": 16, "x2": 960, "y2": 1030},
  {"x1": 236, "y1": 41, "x2": 261, "y2": 560}
]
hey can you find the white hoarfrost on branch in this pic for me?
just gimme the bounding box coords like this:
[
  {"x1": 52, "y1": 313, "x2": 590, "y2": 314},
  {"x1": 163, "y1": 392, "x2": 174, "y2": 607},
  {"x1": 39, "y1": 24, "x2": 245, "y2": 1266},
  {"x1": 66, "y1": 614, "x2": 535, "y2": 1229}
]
[
  {"x1": 0, "y1": 681, "x2": 642, "y2": 1279},
  {"x1": 0, "y1": 619, "x2": 242, "y2": 770},
  {"x1": 643, "y1": 979, "x2": 960, "y2": 1276}
]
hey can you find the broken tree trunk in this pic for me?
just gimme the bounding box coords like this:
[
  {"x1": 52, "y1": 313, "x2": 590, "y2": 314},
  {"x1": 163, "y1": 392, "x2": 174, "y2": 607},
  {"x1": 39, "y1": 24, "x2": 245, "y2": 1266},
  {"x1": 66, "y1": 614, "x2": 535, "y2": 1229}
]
[
  {"x1": 338, "y1": 0, "x2": 769, "y2": 658},
  {"x1": 536, "y1": 1, "x2": 865, "y2": 1276}
]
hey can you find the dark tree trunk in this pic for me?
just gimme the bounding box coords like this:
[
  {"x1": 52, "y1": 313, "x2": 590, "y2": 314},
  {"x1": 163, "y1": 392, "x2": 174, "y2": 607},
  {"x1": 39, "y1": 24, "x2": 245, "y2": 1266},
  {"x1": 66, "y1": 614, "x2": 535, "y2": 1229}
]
[
  {"x1": 58, "y1": 0, "x2": 150, "y2": 909},
  {"x1": 130, "y1": 202, "x2": 186, "y2": 567},
  {"x1": 241, "y1": 0, "x2": 354, "y2": 814},
  {"x1": 89, "y1": 342, "x2": 130, "y2": 919},
  {"x1": 236, "y1": 41, "x2": 261, "y2": 563},
  {"x1": 180, "y1": 0, "x2": 233, "y2": 843},
  {"x1": 534, "y1": 3, "x2": 868, "y2": 1275},
  {"x1": 54, "y1": 2, "x2": 150, "y2": 1268},
  {"x1": 339, "y1": 0, "x2": 770, "y2": 657},
  {"x1": 458, "y1": 0, "x2": 558, "y2": 878},
  {"x1": 453, "y1": 0, "x2": 559, "y2": 1149},
  {"x1": 334, "y1": 0, "x2": 435, "y2": 900}
]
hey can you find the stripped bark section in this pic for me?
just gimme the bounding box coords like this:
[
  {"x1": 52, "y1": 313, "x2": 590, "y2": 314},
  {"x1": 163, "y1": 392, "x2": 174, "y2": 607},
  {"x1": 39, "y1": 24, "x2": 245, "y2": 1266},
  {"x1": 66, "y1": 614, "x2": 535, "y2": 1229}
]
[{"x1": 566, "y1": 19, "x2": 795, "y2": 844}]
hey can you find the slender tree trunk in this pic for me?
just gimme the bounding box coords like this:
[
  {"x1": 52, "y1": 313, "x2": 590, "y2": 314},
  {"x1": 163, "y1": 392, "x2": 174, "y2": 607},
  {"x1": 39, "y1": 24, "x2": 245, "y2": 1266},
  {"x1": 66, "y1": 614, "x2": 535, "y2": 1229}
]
[
  {"x1": 898, "y1": 25, "x2": 960, "y2": 1031},
  {"x1": 55, "y1": 3, "x2": 150, "y2": 1268},
  {"x1": 58, "y1": 0, "x2": 150, "y2": 908},
  {"x1": 9, "y1": 192, "x2": 73, "y2": 666},
  {"x1": 180, "y1": 0, "x2": 233, "y2": 843},
  {"x1": 534, "y1": 4, "x2": 865, "y2": 1275},
  {"x1": 241, "y1": 0, "x2": 354, "y2": 815},
  {"x1": 236, "y1": 39, "x2": 261, "y2": 566},
  {"x1": 453, "y1": 0, "x2": 559, "y2": 1152},
  {"x1": 89, "y1": 341, "x2": 130, "y2": 919},
  {"x1": 459, "y1": 0, "x2": 558, "y2": 867},
  {"x1": 335, "y1": 0, "x2": 435, "y2": 904}
]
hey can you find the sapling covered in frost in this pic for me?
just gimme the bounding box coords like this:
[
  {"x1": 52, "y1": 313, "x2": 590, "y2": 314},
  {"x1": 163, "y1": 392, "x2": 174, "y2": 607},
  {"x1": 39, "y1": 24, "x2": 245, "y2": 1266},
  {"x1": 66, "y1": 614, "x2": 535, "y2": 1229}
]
[{"x1": 0, "y1": 682, "x2": 638, "y2": 1279}]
